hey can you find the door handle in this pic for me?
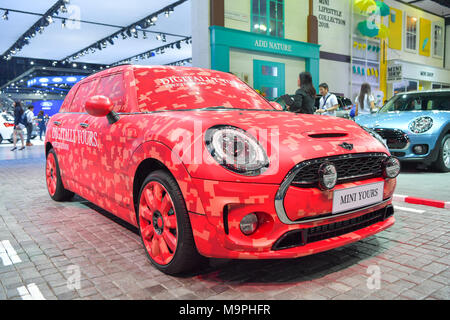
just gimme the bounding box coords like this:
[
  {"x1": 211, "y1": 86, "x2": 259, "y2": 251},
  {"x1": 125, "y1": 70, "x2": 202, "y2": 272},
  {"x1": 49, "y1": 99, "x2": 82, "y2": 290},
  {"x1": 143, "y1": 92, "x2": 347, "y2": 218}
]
[
  {"x1": 79, "y1": 123, "x2": 89, "y2": 128},
  {"x1": 53, "y1": 121, "x2": 61, "y2": 126}
]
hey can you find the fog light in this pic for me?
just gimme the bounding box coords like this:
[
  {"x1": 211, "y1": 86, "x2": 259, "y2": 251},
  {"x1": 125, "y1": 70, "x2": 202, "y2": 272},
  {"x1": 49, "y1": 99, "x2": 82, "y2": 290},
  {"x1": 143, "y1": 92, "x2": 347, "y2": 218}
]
[
  {"x1": 318, "y1": 162, "x2": 337, "y2": 190},
  {"x1": 240, "y1": 214, "x2": 258, "y2": 235},
  {"x1": 383, "y1": 157, "x2": 401, "y2": 179},
  {"x1": 413, "y1": 145, "x2": 428, "y2": 155}
]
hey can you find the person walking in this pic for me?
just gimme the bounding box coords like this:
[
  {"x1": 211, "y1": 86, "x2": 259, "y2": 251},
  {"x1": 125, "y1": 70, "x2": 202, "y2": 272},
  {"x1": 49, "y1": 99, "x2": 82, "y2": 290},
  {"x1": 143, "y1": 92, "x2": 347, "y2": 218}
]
[
  {"x1": 355, "y1": 83, "x2": 376, "y2": 116},
  {"x1": 23, "y1": 105, "x2": 35, "y2": 146},
  {"x1": 37, "y1": 110, "x2": 47, "y2": 141},
  {"x1": 280, "y1": 72, "x2": 316, "y2": 114},
  {"x1": 11, "y1": 101, "x2": 25, "y2": 151},
  {"x1": 316, "y1": 83, "x2": 339, "y2": 116}
]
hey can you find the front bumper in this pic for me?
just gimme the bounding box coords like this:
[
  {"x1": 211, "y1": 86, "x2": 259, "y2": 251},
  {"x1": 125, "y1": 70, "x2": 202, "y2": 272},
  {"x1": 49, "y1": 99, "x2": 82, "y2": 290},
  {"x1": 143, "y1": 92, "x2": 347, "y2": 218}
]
[
  {"x1": 377, "y1": 129, "x2": 439, "y2": 165},
  {"x1": 189, "y1": 177, "x2": 395, "y2": 259}
]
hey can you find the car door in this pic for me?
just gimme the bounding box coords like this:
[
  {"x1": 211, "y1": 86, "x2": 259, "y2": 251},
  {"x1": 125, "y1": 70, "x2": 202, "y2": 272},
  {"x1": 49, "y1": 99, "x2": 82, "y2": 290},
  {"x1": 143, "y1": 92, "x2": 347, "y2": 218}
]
[
  {"x1": 56, "y1": 78, "x2": 99, "y2": 193},
  {"x1": 84, "y1": 71, "x2": 138, "y2": 211}
]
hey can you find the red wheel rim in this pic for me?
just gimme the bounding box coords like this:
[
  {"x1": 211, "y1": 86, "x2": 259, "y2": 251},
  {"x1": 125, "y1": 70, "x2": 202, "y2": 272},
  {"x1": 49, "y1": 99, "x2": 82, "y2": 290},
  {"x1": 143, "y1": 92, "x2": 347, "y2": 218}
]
[
  {"x1": 46, "y1": 153, "x2": 57, "y2": 196},
  {"x1": 139, "y1": 181, "x2": 178, "y2": 265}
]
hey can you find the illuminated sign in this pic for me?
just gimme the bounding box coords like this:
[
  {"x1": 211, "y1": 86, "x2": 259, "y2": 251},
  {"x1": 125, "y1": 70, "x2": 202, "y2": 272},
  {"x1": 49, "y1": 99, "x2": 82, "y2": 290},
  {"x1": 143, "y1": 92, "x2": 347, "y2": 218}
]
[{"x1": 27, "y1": 76, "x2": 86, "y2": 87}]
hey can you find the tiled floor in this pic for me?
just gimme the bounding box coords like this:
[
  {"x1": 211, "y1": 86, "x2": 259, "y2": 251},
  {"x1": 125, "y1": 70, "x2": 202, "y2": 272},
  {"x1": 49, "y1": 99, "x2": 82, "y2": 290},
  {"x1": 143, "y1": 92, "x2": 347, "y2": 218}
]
[{"x1": 0, "y1": 146, "x2": 448, "y2": 300}]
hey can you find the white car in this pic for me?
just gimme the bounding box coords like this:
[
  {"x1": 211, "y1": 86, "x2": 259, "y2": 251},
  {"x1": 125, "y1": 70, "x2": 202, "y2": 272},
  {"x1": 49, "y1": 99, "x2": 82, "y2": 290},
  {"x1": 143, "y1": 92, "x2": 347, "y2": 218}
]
[{"x1": 0, "y1": 113, "x2": 15, "y2": 144}]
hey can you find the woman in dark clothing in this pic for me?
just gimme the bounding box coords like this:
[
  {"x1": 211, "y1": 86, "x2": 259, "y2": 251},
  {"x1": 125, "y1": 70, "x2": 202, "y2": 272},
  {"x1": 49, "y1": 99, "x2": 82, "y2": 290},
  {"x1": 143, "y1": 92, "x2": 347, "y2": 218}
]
[
  {"x1": 37, "y1": 110, "x2": 46, "y2": 141},
  {"x1": 281, "y1": 72, "x2": 316, "y2": 114},
  {"x1": 11, "y1": 101, "x2": 25, "y2": 151}
]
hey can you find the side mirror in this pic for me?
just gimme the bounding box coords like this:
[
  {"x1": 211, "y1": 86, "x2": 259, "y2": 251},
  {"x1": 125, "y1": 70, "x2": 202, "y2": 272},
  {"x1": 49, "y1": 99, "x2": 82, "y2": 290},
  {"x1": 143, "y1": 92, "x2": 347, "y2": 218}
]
[
  {"x1": 85, "y1": 95, "x2": 119, "y2": 124},
  {"x1": 270, "y1": 101, "x2": 284, "y2": 111}
]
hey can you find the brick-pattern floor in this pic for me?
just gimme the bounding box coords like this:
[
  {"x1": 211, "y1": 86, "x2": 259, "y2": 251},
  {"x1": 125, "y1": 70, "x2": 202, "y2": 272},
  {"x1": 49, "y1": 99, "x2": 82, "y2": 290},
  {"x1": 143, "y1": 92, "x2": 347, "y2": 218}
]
[{"x1": 0, "y1": 147, "x2": 449, "y2": 300}]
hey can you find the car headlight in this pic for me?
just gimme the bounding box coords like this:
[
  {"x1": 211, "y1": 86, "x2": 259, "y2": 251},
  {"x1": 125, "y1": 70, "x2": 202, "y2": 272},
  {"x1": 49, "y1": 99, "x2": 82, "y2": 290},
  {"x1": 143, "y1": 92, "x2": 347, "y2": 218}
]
[
  {"x1": 409, "y1": 116, "x2": 433, "y2": 134},
  {"x1": 205, "y1": 126, "x2": 269, "y2": 176},
  {"x1": 360, "y1": 126, "x2": 388, "y2": 149},
  {"x1": 383, "y1": 157, "x2": 401, "y2": 179}
]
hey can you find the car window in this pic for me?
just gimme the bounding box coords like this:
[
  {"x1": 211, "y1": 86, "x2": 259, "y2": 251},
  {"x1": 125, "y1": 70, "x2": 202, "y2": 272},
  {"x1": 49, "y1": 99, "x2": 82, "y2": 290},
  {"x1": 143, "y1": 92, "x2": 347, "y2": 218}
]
[
  {"x1": 381, "y1": 93, "x2": 450, "y2": 112},
  {"x1": 97, "y1": 73, "x2": 126, "y2": 113},
  {"x1": 69, "y1": 79, "x2": 99, "y2": 113},
  {"x1": 134, "y1": 67, "x2": 274, "y2": 112},
  {"x1": 2, "y1": 114, "x2": 13, "y2": 122}
]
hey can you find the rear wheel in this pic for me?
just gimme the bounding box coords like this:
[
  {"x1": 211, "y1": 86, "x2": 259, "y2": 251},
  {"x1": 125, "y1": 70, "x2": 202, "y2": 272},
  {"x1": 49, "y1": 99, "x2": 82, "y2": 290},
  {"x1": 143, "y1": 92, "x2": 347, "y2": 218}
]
[
  {"x1": 433, "y1": 134, "x2": 450, "y2": 172},
  {"x1": 46, "y1": 149, "x2": 74, "y2": 201},
  {"x1": 137, "y1": 170, "x2": 203, "y2": 275}
]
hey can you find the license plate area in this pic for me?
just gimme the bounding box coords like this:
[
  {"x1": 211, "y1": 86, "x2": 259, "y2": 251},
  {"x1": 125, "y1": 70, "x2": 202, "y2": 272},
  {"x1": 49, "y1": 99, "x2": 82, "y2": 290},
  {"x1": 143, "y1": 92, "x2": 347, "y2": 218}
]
[{"x1": 332, "y1": 182, "x2": 384, "y2": 215}]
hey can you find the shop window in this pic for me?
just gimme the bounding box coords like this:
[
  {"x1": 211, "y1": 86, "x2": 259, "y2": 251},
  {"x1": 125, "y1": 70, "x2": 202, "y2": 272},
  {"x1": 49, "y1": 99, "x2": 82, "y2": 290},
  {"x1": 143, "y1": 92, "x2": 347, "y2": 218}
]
[
  {"x1": 432, "y1": 83, "x2": 442, "y2": 90},
  {"x1": 405, "y1": 15, "x2": 417, "y2": 52},
  {"x1": 252, "y1": 0, "x2": 284, "y2": 38},
  {"x1": 261, "y1": 65, "x2": 278, "y2": 77},
  {"x1": 433, "y1": 24, "x2": 444, "y2": 58},
  {"x1": 407, "y1": 80, "x2": 418, "y2": 92}
]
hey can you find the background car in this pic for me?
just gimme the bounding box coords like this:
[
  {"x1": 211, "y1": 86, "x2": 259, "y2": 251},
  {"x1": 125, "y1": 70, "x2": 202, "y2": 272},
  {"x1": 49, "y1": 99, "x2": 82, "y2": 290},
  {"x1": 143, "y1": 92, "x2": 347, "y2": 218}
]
[
  {"x1": 0, "y1": 112, "x2": 15, "y2": 144},
  {"x1": 356, "y1": 89, "x2": 450, "y2": 172},
  {"x1": 0, "y1": 112, "x2": 38, "y2": 144},
  {"x1": 275, "y1": 93, "x2": 353, "y2": 118}
]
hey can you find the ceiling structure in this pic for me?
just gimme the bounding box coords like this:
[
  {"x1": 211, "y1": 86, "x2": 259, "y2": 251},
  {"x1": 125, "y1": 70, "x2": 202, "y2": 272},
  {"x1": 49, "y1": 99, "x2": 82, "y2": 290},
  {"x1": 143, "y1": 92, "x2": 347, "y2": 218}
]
[
  {"x1": 0, "y1": 0, "x2": 192, "y2": 96},
  {"x1": 401, "y1": 0, "x2": 450, "y2": 17}
]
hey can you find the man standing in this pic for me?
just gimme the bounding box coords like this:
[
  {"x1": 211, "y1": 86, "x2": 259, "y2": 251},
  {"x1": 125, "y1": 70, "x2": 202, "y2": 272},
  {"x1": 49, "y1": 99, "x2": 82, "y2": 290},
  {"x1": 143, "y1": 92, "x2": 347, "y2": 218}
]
[
  {"x1": 23, "y1": 105, "x2": 35, "y2": 147},
  {"x1": 317, "y1": 83, "x2": 339, "y2": 116}
]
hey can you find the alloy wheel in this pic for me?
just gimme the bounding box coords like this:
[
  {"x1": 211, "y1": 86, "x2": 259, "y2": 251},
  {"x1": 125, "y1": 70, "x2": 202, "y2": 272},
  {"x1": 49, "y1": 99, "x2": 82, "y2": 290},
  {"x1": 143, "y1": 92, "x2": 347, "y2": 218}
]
[
  {"x1": 46, "y1": 153, "x2": 57, "y2": 196},
  {"x1": 139, "y1": 181, "x2": 178, "y2": 265}
]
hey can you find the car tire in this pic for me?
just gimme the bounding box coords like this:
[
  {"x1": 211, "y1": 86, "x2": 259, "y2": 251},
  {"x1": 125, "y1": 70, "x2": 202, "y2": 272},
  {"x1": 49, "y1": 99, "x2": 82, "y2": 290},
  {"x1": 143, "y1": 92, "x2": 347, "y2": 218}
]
[
  {"x1": 137, "y1": 170, "x2": 204, "y2": 275},
  {"x1": 433, "y1": 134, "x2": 450, "y2": 173},
  {"x1": 46, "y1": 149, "x2": 74, "y2": 201}
]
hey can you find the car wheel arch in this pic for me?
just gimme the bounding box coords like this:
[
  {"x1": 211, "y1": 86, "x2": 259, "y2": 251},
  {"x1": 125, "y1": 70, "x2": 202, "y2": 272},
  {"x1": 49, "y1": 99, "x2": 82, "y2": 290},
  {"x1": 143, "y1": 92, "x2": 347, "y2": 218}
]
[
  {"x1": 129, "y1": 141, "x2": 207, "y2": 225},
  {"x1": 45, "y1": 142, "x2": 53, "y2": 156}
]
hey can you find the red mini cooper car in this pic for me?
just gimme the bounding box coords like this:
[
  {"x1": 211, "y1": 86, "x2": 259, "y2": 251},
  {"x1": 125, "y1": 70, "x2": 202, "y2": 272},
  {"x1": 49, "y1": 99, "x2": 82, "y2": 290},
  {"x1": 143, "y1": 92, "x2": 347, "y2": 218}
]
[{"x1": 45, "y1": 65, "x2": 399, "y2": 274}]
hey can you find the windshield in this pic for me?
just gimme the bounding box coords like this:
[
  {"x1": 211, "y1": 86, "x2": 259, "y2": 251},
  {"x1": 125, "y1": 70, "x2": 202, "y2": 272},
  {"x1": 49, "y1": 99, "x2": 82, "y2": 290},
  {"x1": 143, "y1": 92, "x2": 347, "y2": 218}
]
[
  {"x1": 134, "y1": 67, "x2": 274, "y2": 112},
  {"x1": 380, "y1": 93, "x2": 450, "y2": 113},
  {"x1": 2, "y1": 113, "x2": 13, "y2": 122}
]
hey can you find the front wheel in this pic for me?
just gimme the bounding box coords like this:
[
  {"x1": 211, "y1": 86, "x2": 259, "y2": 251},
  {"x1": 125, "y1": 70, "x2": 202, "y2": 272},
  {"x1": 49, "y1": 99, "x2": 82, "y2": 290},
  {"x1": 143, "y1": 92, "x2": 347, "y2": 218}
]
[
  {"x1": 137, "y1": 170, "x2": 203, "y2": 275},
  {"x1": 46, "y1": 149, "x2": 74, "y2": 201},
  {"x1": 433, "y1": 134, "x2": 450, "y2": 172}
]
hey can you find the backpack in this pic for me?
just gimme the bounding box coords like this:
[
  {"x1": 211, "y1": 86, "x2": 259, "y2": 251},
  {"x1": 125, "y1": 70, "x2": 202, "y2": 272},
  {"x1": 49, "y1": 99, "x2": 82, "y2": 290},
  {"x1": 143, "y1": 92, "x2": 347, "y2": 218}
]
[{"x1": 20, "y1": 110, "x2": 31, "y2": 126}]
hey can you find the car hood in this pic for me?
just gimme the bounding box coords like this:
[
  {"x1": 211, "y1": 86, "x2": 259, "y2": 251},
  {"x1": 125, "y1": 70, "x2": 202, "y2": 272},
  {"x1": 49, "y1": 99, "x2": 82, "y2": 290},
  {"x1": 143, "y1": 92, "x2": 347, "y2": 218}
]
[
  {"x1": 144, "y1": 109, "x2": 389, "y2": 183},
  {"x1": 356, "y1": 111, "x2": 448, "y2": 133}
]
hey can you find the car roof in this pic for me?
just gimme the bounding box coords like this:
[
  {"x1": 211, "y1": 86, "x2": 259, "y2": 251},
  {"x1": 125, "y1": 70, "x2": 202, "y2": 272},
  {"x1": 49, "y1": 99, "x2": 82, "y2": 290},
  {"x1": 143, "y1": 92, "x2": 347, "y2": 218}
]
[
  {"x1": 398, "y1": 89, "x2": 450, "y2": 95},
  {"x1": 78, "y1": 65, "x2": 233, "y2": 84}
]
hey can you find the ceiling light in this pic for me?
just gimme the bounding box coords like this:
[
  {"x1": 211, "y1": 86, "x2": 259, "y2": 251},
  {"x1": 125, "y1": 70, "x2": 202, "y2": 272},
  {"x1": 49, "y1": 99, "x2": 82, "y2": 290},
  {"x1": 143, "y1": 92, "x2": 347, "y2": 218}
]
[
  {"x1": 143, "y1": 31, "x2": 147, "y2": 39},
  {"x1": 30, "y1": 61, "x2": 34, "y2": 65},
  {"x1": 72, "y1": 63, "x2": 77, "y2": 67},
  {"x1": 126, "y1": 29, "x2": 132, "y2": 37},
  {"x1": 121, "y1": 32, "x2": 127, "y2": 40},
  {"x1": 156, "y1": 34, "x2": 161, "y2": 41},
  {"x1": 46, "y1": 16, "x2": 54, "y2": 24},
  {"x1": 62, "y1": 19, "x2": 66, "y2": 28},
  {"x1": 107, "y1": 38, "x2": 114, "y2": 45},
  {"x1": 176, "y1": 42, "x2": 181, "y2": 49},
  {"x1": 151, "y1": 16, "x2": 158, "y2": 22},
  {"x1": 2, "y1": 10, "x2": 9, "y2": 20}
]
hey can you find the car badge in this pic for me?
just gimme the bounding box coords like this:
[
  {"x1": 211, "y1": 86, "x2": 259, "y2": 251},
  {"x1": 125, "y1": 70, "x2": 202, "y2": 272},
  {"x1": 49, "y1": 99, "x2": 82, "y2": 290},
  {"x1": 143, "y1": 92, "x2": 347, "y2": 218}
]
[{"x1": 339, "y1": 142, "x2": 354, "y2": 151}]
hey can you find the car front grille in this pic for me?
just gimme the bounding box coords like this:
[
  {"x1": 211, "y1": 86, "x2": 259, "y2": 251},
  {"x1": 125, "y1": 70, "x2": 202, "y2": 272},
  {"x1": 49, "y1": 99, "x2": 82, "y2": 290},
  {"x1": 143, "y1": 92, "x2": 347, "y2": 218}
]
[
  {"x1": 272, "y1": 206, "x2": 393, "y2": 250},
  {"x1": 291, "y1": 153, "x2": 387, "y2": 188},
  {"x1": 374, "y1": 128, "x2": 409, "y2": 150}
]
